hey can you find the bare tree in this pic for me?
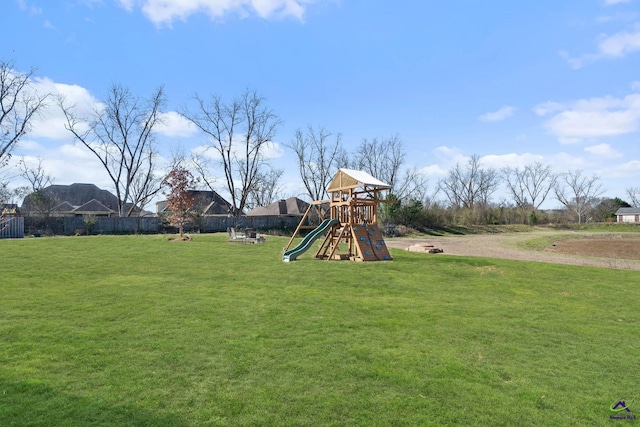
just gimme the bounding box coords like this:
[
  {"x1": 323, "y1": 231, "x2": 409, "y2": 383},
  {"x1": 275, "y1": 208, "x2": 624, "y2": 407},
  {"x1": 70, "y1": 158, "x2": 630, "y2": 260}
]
[
  {"x1": 246, "y1": 167, "x2": 284, "y2": 209},
  {"x1": 626, "y1": 187, "x2": 640, "y2": 207},
  {"x1": 1, "y1": 61, "x2": 49, "y2": 166},
  {"x1": 182, "y1": 89, "x2": 282, "y2": 217},
  {"x1": 439, "y1": 154, "x2": 499, "y2": 209},
  {"x1": 352, "y1": 135, "x2": 404, "y2": 189},
  {"x1": 502, "y1": 162, "x2": 557, "y2": 209},
  {"x1": 127, "y1": 153, "x2": 164, "y2": 214},
  {"x1": 351, "y1": 135, "x2": 428, "y2": 202},
  {"x1": 554, "y1": 170, "x2": 604, "y2": 223},
  {"x1": 392, "y1": 168, "x2": 430, "y2": 203},
  {"x1": 60, "y1": 83, "x2": 165, "y2": 217},
  {"x1": 287, "y1": 125, "x2": 347, "y2": 201}
]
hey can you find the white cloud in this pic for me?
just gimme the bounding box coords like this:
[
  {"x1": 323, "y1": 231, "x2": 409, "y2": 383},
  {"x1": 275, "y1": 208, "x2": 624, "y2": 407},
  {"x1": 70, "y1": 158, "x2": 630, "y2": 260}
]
[
  {"x1": 116, "y1": 0, "x2": 135, "y2": 11},
  {"x1": 480, "y1": 153, "x2": 545, "y2": 170},
  {"x1": 26, "y1": 77, "x2": 99, "y2": 141},
  {"x1": 47, "y1": 144, "x2": 113, "y2": 187},
  {"x1": 17, "y1": 0, "x2": 42, "y2": 15},
  {"x1": 119, "y1": 0, "x2": 315, "y2": 26},
  {"x1": 190, "y1": 137, "x2": 284, "y2": 164},
  {"x1": 432, "y1": 146, "x2": 467, "y2": 164},
  {"x1": 533, "y1": 101, "x2": 564, "y2": 117},
  {"x1": 597, "y1": 26, "x2": 640, "y2": 57},
  {"x1": 584, "y1": 143, "x2": 623, "y2": 158},
  {"x1": 6, "y1": 143, "x2": 113, "y2": 191},
  {"x1": 548, "y1": 110, "x2": 638, "y2": 140},
  {"x1": 419, "y1": 148, "x2": 543, "y2": 178},
  {"x1": 632, "y1": 81, "x2": 640, "y2": 91},
  {"x1": 30, "y1": 77, "x2": 191, "y2": 142},
  {"x1": 13, "y1": 139, "x2": 44, "y2": 152},
  {"x1": 542, "y1": 93, "x2": 640, "y2": 142},
  {"x1": 558, "y1": 50, "x2": 595, "y2": 70},
  {"x1": 154, "y1": 112, "x2": 197, "y2": 138},
  {"x1": 604, "y1": 0, "x2": 632, "y2": 5},
  {"x1": 563, "y1": 25, "x2": 640, "y2": 68},
  {"x1": 417, "y1": 146, "x2": 466, "y2": 178},
  {"x1": 478, "y1": 106, "x2": 517, "y2": 122},
  {"x1": 418, "y1": 164, "x2": 447, "y2": 178},
  {"x1": 557, "y1": 137, "x2": 582, "y2": 145},
  {"x1": 263, "y1": 141, "x2": 285, "y2": 159},
  {"x1": 600, "y1": 159, "x2": 640, "y2": 179}
]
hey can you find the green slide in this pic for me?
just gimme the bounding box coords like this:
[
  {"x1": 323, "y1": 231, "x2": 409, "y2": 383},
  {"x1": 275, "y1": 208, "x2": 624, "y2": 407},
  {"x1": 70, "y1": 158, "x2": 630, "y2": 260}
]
[{"x1": 283, "y1": 219, "x2": 339, "y2": 262}]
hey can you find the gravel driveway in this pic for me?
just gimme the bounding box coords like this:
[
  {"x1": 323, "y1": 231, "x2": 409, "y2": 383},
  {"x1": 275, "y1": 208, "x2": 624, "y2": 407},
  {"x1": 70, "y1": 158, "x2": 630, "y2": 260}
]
[{"x1": 385, "y1": 231, "x2": 640, "y2": 271}]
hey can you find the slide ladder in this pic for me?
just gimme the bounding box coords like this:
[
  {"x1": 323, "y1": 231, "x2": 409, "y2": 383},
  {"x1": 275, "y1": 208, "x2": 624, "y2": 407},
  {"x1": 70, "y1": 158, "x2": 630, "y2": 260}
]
[{"x1": 283, "y1": 219, "x2": 339, "y2": 262}]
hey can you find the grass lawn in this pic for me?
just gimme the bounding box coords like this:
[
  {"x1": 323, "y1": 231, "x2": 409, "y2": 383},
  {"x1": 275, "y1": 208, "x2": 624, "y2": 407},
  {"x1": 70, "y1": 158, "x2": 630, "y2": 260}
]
[{"x1": 1, "y1": 233, "x2": 639, "y2": 426}]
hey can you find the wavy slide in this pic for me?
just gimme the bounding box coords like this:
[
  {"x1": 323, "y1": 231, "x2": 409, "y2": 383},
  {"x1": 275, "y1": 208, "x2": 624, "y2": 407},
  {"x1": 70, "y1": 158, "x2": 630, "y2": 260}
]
[{"x1": 283, "y1": 219, "x2": 339, "y2": 262}]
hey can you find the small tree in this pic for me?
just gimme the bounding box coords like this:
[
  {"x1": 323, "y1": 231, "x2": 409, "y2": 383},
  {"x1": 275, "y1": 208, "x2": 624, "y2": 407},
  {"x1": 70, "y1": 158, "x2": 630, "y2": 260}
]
[
  {"x1": 18, "y1": 157, "x2": 56, "y2": 217},
  {"x1": 162, "y1": 167, "x2": 197, "y2": 237}
]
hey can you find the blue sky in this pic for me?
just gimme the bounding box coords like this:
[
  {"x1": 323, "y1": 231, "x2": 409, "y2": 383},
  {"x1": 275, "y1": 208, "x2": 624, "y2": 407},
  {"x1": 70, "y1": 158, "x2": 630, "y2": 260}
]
[{"x1": 2, "y1": 0, "x2": 640, "y2": 208}]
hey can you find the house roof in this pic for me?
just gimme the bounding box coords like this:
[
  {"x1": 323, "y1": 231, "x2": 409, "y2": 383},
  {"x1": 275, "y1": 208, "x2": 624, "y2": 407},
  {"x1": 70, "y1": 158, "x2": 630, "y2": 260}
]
[
  {"x1": 22, "y1": 183, "x2": 120, "y2": 212},
  {"x1": 616, "y1": 207, "x2": 640, "y2": 215},
  {"x1": 246, "y1": 197, "x2": 310, "y2": 216},
  {"x1": 326, "y1": 168, "x2": 391, "y2": 192},
  {"x1": 157, "y1": 189, "x2": 234, "y2": 216},
  {"x1": 52, "y1": 201, "x2": 76, "y2": 212},
  {"x1": 73, "y1": 199, "x2": 115, "y2": 214},
  {"x1": 21, "y1": 183, "x2": 144, "y2": 215}
]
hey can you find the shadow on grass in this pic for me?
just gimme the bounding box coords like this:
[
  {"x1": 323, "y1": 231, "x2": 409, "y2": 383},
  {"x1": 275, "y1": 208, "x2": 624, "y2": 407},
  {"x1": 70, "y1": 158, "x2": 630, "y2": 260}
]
[{"x1": 0, "y1": 377, "x2": 188, "y2": 427}]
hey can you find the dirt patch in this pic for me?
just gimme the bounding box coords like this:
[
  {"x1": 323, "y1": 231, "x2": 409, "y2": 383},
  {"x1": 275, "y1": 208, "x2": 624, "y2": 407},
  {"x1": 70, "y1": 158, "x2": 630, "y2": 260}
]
[
  {"x1": 168, "y1": 236, "x2": 193, "y2": 242},
  {"x1": 385, "y1": 231, "x2": 640, "y2": 270},
  {"x1": 550, "y1": 238, "x2": 640, "y2": 260}
]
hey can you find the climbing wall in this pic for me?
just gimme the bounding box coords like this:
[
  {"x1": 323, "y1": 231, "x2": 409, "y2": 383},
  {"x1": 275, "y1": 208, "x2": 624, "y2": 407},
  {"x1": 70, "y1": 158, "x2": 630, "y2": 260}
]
[{"x1": 351, "y1": 224, "x2": 392, "y2": 261}]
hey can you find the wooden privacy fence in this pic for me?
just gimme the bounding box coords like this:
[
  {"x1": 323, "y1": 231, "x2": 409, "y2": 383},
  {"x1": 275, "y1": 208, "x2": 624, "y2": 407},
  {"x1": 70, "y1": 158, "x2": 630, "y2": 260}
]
[
  {"x1": 0, "y1": 217, "x2": 25, "y2": 238},
  {"x1": 22, "y1": 215, "x2": 304, "y2": 236},
  {"x1": 193, "y1": 216, "x2": 303, "y2": 233},
  {"x1": 23, "y1": 217, "x2": 160, "y2": 235}
]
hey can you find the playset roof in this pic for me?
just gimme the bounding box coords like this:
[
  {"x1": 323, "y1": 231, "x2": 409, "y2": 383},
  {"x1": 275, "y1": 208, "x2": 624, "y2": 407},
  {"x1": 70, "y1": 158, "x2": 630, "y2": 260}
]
[{"x1": 326, "y1": 168, "x2": 391, "y2": 192}]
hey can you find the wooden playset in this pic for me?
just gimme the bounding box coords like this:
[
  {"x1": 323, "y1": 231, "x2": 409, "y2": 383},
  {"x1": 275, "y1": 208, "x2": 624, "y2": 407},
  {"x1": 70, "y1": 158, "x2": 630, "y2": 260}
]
[{"x1": 283, "y1": 169, "x2": 393, "y2": 262}]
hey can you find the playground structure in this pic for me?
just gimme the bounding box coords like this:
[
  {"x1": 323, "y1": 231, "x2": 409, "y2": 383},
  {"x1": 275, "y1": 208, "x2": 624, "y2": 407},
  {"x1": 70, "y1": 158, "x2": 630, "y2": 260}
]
[{"x1": 283, "y1": 169, "x2": 393, "y2": 262}]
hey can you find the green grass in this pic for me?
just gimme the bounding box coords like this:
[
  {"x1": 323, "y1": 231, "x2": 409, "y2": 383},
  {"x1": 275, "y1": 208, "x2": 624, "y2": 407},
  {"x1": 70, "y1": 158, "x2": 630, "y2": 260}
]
[
  {"x1": 1, "y1": 234, "x2": 639, "y2": 426},
  {"x1": 550, "y1": 223, "x2": 640, "y2": 233},
  {"x1": 518, "y1": 234, "x2": 559, "y2": 251},
  {"x1": 405, "y1": 224, "x2": 537, "y2": 237}
]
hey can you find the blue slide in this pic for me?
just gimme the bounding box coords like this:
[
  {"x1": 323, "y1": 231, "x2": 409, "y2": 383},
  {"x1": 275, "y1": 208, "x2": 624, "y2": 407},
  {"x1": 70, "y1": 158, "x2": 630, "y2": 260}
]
[{"x1": 283, "y1": 219, "x2": 339, "y2": 262}]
